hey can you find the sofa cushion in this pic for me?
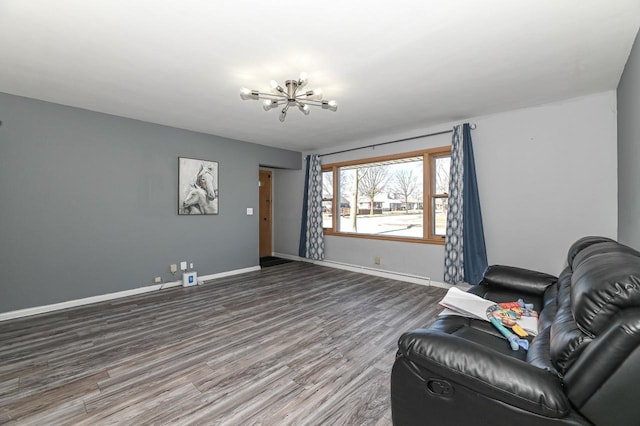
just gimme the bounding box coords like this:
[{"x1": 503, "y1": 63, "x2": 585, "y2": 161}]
[
  {"x1": 429, "y1": 315, "x2": 528, "y2": 361},
  {"x1": 526, "y1": 326, "x2": 559, "y2": 376}
]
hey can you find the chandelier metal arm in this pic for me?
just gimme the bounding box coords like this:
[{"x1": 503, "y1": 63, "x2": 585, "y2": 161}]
[
  {"x1": 279, "y1": 103, "x2": 290, "y2": 122},
  {"x1": 296, "y1": 98, "x2": 323, "y2": 105},
  {"x1": 253, "y1": 91, "x2": 285, "y2": 99},
  {"x1": 294, "y1": 93, "x2": 312, "y2": 99}
]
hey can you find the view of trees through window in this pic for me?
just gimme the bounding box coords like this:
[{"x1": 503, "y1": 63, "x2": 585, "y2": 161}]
[{"x1": 322, "y1": 148, "x2": 451, "y2": 242}]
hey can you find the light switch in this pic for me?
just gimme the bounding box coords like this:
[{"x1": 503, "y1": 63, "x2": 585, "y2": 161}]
[{"x1": 247, "y1": 208, "x2": 254, "y2": 215}]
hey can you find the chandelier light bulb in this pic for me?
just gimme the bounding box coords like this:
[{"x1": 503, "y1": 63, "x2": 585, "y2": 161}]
[
  {"x1": 270, "y1": 80, "x2": 284, "y2": 93},
  {"x1": 299, "y1": 104, "x2": 310, "y2": 115},
  {"x1": 279, "y1": 109, "x2": 287, "y2": 122},
  {"x1": 263, "y1": 100, "x2": 274, "y2": 111},
  {"x1": 240, "y1": 87, "x2": 252, "y2": 99},
  {"x1": 298, "y1": 72, "x2": 308, "y2": 86},
  {"x1": 302, "y1": 88, "x2": 323, "y2": 100},
  {"x1": 322, "y1": 100, "x2": 338, "y2": 111}
]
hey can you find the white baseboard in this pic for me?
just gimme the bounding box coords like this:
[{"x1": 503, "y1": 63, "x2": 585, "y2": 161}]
[
  {"x1": 0, "y1": 265, "x2": 261, "y2": 322},
  {"x1": 198, "y1": 266, "x2": 261, "y2": 283},
  {"x1": 272, "y1": 252, "x2": 452, "y2": 288}
]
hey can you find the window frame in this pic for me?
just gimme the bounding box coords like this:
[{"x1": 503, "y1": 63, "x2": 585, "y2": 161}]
[
  {"x1": 321, "y1": 169, "x2": 334, "y2": 230},
  {"x1": 427, "y1": 150, "x2": 451, "y2": 240},
  {"x1": 321, "y1": 146, "x2": 451, "y2": 245}
]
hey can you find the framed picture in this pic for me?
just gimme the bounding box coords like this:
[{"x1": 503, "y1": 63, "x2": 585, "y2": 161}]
[{"x1": 178, "y1": 157, "x2": 219, "y2": 215}]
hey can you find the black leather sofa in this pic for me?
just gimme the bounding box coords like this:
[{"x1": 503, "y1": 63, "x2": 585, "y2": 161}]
[{"x1": 391, "y1": 236, "x2": 640, "y2": 426}]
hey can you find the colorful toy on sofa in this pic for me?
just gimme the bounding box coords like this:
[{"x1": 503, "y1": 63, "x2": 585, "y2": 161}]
[{"x1": 486, "y1": 301, "x2": 537, "y2": 350}]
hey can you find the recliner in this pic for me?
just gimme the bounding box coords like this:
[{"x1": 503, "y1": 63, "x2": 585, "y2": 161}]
[{"x1": 391, "y1": 236, "x2": 640, "y2": 426}]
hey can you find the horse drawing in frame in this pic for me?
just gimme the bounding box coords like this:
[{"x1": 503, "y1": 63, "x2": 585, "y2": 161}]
[{"x1": 178, "y1": 158, "x2": 219, "y2": 215}]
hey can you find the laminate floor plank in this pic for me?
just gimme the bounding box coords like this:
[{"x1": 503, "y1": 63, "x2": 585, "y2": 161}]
[
  {"x1": 0, "y1": 262, "x2": 446, "y2": 425},
  {"x1": 2, "y1": 370, "x2": 107, "y2": 422}
]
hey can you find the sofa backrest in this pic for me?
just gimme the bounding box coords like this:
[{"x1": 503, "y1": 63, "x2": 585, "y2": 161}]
[
  {"x1": 571, "y1": 243, "x2": 640, "y2": 336},
  {"x1": 565, "y1": 236, "x2": 616, "y2": 266},
  {"x1": 553, "y1": 237, "x2": 640, "y2": 426},
  {"x1": 550, "y1": 237, "x2": 640, "y2": 374}
]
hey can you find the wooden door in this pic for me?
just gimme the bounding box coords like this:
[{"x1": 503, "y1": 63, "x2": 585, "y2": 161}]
[{"x1": 259, "y1": 170, "x2": 272, "y2": 258}]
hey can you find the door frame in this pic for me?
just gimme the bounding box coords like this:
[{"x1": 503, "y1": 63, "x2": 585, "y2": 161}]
[{"x1": 258, "y1": 169, "x2": 273, "y2": 258}]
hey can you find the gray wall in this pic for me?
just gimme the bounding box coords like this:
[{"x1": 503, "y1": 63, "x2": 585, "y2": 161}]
[
  {"x1": 274, "y1": 91, "x2": 618, "y2": 280},
  {"x1": 618, "y1": 30, "x2": 640, "y2": 250},
  {"x1": 0, "y1": 92, "x2": 301, "y2": 312}
]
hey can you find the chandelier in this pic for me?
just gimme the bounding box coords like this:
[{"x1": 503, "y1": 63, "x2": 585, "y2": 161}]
[{"x1": 240, "y1": 72, "x2": 337, "y2": 122}]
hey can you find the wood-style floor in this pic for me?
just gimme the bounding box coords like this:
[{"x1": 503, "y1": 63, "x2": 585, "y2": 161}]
[{"x1": 0, "y1": 262, "x2": 446, "y2": 425}]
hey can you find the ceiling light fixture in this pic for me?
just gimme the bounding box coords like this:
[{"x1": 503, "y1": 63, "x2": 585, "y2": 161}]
[{"x1": 240, "y1": 72, "x2": 337, "y2": 122}]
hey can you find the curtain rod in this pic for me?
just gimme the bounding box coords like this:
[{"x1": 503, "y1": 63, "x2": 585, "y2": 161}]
[{"x1": 318, "y1": 123, "x2": 476, "y2": 158}]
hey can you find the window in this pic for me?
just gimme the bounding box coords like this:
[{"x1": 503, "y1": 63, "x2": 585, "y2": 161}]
[
  {"x1": 322, "y1": 170, "x2": 333, "y2": 229},
  {"x1": 432, "y1": 154, "x2": 451, "y2": 237},
  {"x1": 322, "y1": 147, "x2": 451, "y2": 244}
]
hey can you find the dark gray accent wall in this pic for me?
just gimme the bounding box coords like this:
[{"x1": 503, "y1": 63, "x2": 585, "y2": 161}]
[
  {"x1": 618, "y1": 30, "x2": 640, "y2": 250},
  {"x1": 0, "y1": 92, "x2": 301, "y2": 312}
]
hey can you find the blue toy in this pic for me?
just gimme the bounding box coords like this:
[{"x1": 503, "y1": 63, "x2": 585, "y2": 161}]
[
  {"x1": 489, "y1": 316, "x2": 529, "y2": 351},
  {"x1": 487, "y1": 304, "x2": 531, "y2": 351}
]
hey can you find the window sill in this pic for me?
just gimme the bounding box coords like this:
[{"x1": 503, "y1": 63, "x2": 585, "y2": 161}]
[{"x1": 323, "y1": 230, "x2": 446, "y2": 245}]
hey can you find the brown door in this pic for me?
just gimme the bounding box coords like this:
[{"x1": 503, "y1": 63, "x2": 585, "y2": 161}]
[{"x1": 259, "y1": 170, "x2": 272, "y2": 258}]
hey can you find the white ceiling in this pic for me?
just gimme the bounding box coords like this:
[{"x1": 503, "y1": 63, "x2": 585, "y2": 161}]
[{"x1": 0, "y1": 1, "x2": 638, "y2": 152}]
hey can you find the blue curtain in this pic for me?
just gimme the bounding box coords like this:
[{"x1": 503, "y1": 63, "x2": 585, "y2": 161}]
[
  {"x1": 299, "y1": 154, "x2": 325, "y2": 260},
  {"x1": 444, "y1": 123, "x2": 488, "y2": 284}
]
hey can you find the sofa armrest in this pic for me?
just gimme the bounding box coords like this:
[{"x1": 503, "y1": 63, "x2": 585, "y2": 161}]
[
  {"x1": 398, "y1": 329, "x2": 570, "y2": 418},
  {"x1": 563, "y1": 310, "x2": 640, "y2": 426},
  {"x1": 482, "y1": 265, "x2": 557, "y2": 296}
]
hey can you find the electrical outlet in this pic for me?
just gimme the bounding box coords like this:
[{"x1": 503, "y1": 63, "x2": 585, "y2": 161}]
[
  {"x1": 154, "y1": 276, "x2": 162, "y2": 283},
  {"x1": 374, "y1": 257, "x2": 381, "y2": 265},
  {"x1": 189, "y1": 262, "x2": 194, "y2": 269},
  {"x1": 180, "y1": 261, "x2": 187, "y2": 271},
  {"x1": 170, "y1": 264, "x2": 178, "y2": 274}
]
